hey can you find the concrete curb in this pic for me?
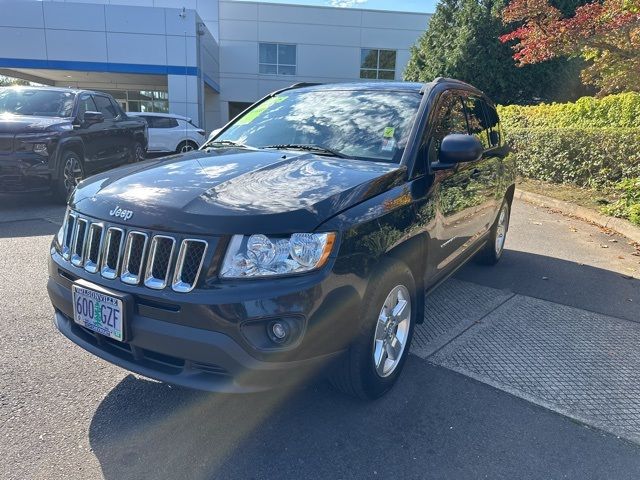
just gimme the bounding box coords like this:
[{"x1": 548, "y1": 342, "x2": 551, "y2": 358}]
[{"x1": 515, "y1": 189, "x2": 640, "y2": 244}]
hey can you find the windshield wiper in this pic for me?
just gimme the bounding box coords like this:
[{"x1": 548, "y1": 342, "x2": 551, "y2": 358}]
[
  {"x1": 205, "y1": 140, "x2": 250, "y2": 150},
  {"x1": 263, "y1": 144, "x2": 348, "y2": 159}
]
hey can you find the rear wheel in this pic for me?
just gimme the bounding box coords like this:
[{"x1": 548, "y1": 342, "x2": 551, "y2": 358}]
[
  {"x1": 176, "y1": 140, "x2": 198, "y2": 154},
  {"x1": 54, "y1": 150, "x2": 84, "y2": 202},
  {"x1": 329, "y1": 259, "x2": 416, "y2": 400},
  {"x1": 476, "y1": 199, "x2": 511, "y2": 265}
]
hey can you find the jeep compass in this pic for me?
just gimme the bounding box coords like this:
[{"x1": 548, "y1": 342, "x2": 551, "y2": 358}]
[{"x1": 47, "y1": 79, "x2": 515, "y2": 399}]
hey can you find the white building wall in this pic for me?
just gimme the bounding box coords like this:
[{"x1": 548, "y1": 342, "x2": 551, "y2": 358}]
[{"x1": 216, "y1": 1, "x2": 430, "y2": 123}]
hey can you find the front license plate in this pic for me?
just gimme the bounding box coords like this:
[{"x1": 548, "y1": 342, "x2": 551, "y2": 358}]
[{"x1": 72, "y1": 284, "x2": 124, "y2": 342}]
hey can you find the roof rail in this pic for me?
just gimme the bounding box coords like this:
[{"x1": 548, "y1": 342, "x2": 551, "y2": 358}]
[{"x1": 288, "y1": 82, "x2": 323, "y2": 89}]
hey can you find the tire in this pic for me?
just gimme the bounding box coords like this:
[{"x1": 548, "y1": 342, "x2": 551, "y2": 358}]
[
  {"x1": 176, "y1": 140, "x2": 198, "y2": 154},
  {"x1": 53, "y1": 149, "x2": 84, "y2": 203},
  {"x1": 329, "y1": 259, "x2": 417, "y2": 400},
  {"x1": 130, "y1": 141, "x2": 145, "y2": 163},
  {"x1": 476, "y1": 199, "x2": 511, "y2": 265}
]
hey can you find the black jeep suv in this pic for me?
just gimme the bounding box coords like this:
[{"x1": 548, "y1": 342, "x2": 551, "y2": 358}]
[
  {"x1": 48, "y1": 79, "x2": 515, "y2": 399},
  {"x1": 0, "y1": 86, "x2": 147, "y2": 200}
]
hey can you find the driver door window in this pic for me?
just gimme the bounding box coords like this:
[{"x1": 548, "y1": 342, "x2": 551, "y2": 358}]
[{"x1": 427, "y1": 92, "x2": 468, "y2": 163}]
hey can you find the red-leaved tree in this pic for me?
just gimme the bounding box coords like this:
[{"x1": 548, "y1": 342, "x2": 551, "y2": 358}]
[{"x1": 500, "y1": 0, "x2": 640, "y2": 94}]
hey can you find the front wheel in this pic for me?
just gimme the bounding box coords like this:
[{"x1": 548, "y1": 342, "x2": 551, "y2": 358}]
[
  {"x1": 130, "y1": 141, "x2": 145, "y2": 163},
  {"x1": 54, "y1": 150, "x2": 84, "y2": 203},
  {"x1": 476, "y1": 199, "x2": 511, "y2": 265},
  {"x1": 329, "y1": 259, "x2": 416, "y2": 400}
]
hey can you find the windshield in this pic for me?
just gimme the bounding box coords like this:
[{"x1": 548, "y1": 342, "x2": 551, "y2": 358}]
[
  {"x1": 0, "y1": 88, "x2": 76, "y2": 117},
  {"x1": 211, "y1": 89, "x2": 422, "y2": 163}
]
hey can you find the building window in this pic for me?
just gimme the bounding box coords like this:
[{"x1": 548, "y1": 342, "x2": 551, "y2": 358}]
[
  {"x1": 101, "y1": 90, "x2": 169, "y2": 113},
  {"x1": 360, "y1": 49, "x2": 397, "y2": 80},
  {"x1": 259, "y1": 43, "x2": 297, "y2": 76}
]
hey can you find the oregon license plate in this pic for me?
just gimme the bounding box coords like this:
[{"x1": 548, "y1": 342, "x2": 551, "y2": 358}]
[{"x1": 72, "y1": 284, "x2": 124, "y2": 342}]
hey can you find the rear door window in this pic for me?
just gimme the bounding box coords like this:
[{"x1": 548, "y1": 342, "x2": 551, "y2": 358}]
[{"x1": 149, "y1": 117, "x2": 179, "y2": 128}]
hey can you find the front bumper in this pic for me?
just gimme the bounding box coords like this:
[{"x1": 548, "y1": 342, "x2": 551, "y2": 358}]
[
  {"x1": 48, "y1": 251, "x2": 363, "y2": 393},
  {"x1": 0, "y1": 153, "x2": 51, "y2": 193}
]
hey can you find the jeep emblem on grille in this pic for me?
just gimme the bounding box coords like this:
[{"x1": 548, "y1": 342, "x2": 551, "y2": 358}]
[{"x1": 109, "y1": 206, "x2": 133, "y2": 221}]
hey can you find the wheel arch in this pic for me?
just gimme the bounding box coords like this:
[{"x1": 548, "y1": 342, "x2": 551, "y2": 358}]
[{"x1": 52, "y1": 138, "x2": 85, "y2": 180}]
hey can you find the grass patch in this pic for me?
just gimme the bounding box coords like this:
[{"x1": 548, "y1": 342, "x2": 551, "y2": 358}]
[{"x1": 517, "y1": 178, "x2": 617, "y2": 211}]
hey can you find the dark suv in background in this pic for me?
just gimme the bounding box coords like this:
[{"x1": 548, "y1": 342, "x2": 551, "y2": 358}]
[{"x1": 0, "y1": 86, "x2": 147, "y2": 200}]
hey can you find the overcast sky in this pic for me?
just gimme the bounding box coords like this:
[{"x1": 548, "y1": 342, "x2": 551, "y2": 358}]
[{"x1": 246, "y1": 0, "x2": 436, "y2": 13}]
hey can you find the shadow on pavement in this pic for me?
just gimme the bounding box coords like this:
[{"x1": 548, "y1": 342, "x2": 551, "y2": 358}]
[
  {"x1": 0, "y1": 218, "x2": 60, "y2": 239},
  {"x1": 457, "y1": 249, "x2": 640, "y2": 323},
  {"x1": 88, "y1": 357, "x2": 640, "y2": 480}
]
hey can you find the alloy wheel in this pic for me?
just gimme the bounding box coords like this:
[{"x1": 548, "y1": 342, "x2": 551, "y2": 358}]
[
  {"x1": 63, "y1": 155, "x2": 83, "y2": 195},
  {"x1": 495, "y1": 203, "x2": 509, "y2": 256},
  {"x1": 372, "y1": 285, "x2": 411, "y2": 377}
]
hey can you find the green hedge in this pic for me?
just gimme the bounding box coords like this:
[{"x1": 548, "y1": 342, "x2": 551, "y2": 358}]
[
  {"x1": 498, "y1": 92, "x2": 640, "y2": 130},
  {"x1": 505, "y1": 127, "x2": 640, "y2": 189}
]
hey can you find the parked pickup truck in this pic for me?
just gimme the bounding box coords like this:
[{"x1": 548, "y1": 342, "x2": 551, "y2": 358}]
[
  {"x1": 48, "y1": 79, "x2": 515, "y2": 399},
  {"x1": 0, "y1": 86, "x2": 147, "y2": 200}
]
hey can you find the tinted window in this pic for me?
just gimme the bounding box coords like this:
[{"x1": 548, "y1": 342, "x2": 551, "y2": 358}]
[
  {"x1": 259, "y1": 43, "x2": 297, "y2": 75},
  {"x1": 92, "y1": 95, "x2": 116, "y2": 120},
  {"x1": 463, "y1": 96, "x2": 491, "y2": 149},
  {"x1": 428, "y1": 92, "x2": 468, "y2": 161},
  {"x1": 360, "y1": 49, "x2": 397, "y2": 80},
  {"x1": 77, "y1": 95, "x2": 97, "y2": 119},
  {"x1": 0, "y1": 88, "x2": 75, "y2": 117},
  {"x1": 214, "y1": 89, "x2": 421, "y2": 163},
  {"x1": 147, "y1": 116, "x2": 178, "y2": 128},
  {"x1": 483, "y1": 103, "x2": 502, "y2": 147}
]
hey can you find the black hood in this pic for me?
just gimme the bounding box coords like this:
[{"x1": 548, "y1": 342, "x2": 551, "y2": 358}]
[
  {"x1": 0, "y1": 115, "x2": 72, "y2": 133},
  {"x1": 71, "y1": 148, "x2": 404, "y2": 235}
]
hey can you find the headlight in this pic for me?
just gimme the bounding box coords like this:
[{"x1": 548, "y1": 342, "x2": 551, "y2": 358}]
[{"x1": 221, "y1": 232, "x2": 336, "y2": 278}]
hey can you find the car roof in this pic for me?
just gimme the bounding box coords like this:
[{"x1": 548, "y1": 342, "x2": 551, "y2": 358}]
[
  {"x1": 0, "y1": 85, "x2": 120, "y2": 97},
  {"x1": 129, "y1": 112, "x2": 190, "y2": 121}
]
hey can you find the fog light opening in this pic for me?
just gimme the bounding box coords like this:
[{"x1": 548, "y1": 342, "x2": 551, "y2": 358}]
[{"x1": 268, "y1": 321, "x2": 289, "y2": 344}]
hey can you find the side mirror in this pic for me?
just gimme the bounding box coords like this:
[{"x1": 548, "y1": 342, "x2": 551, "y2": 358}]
[
  {"x1": 434, "y1": 134, "x2": 483, "y2": 169},
  {"x1": 83, "y1": 111, "x2": 104, "y2": 125}
]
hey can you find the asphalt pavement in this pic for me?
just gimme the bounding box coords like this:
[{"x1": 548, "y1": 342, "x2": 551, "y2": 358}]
[{"x1": 1, "y1": 195, "x2": 640, "y2": 480}]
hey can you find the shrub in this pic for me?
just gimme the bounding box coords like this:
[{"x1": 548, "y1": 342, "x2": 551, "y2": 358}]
[
  {"x1": 498, "y1": 92, "x2": 640, "y2": 130},
  {"x1": 505, "y1": 127, "x2": 640, "y2": 188},
  {"x1": 601, "y1": 178, "x2": 640, "y2": 226}
]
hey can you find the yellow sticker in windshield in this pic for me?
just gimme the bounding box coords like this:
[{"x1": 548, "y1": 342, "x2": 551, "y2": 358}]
[
  {"x1": 383, "y1": 127, "x2": 396, "y2": 138},
  {"x1": 236, "y1": 96, "x2": 287, "y2": 126}
]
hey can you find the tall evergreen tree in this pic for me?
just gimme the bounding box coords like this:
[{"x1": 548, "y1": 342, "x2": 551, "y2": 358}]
[{"x1": 404, "y1": 0, "x2": 591, "y2": 105}]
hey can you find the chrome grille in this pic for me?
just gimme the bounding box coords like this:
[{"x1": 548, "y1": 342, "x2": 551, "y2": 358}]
[
  {"x1": 121, "y1": 232, "x2": 149, "y2": 285},
  {"x1": 172, "y1": 239, "x2": 208, "y2": 293},
  {"x1": 101, "y1": 227, "x2": 124, "y2": 279},
  {"x1": 71, "y1": 218, "x2": 88, "y2": 267},
  {"x1": 58, "y1": 211, "x2": 209, "y2": 292},
  {"x1": 62, "y1": 211, "x2": 77, "y2": 260},
  {"x1": 144, "y1": 235, "x2": 175, "y2": 290},
  {"x1": 84, "y1": 223, "x2": 104, "y2": 274}
]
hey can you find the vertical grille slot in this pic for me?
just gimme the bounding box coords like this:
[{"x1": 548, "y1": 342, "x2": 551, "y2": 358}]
[
  {"x1": 121, "y1": 231, "x2": 149, "y2": 285},
  {"x1": 62, "y1": 212, "x2": 77, "y2": 260},
  {"x1": 172, "y1": 239, "x2": 208, "y2": 293},
  {"x1": 84, "y1": 223, "x2": 104, "y2": 274},
  {"x1": 144, "y1": 235, "x2": 176, "y2": 290},
  {"x1": 100, "y1": 228, "x2": 124, "y2": 279},
  {"x1": 70, "y1": 218, "x2": 88, "y2": 267}
]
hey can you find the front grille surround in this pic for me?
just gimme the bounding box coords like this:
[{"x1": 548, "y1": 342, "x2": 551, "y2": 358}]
[
  {"x1": 84, "y1": 223, "x2": 105, "y2": 274},
  {"x1": 59, "y1": 211, "x2": 210, "y2": 292},
  {"x1": 62, "y1": 211, "x2": 77, "y2": 260},
  {"x1": 100, "y1": 227, "x2": 125, "y2": 280},
  {"x1": 71, "y1": 218, "x2": 89, "y2": 267},
  {"x1": 172, "y1": 239, "x2": 208, "y2": 293},
  {"x1": 121, "y1": 232, "x2": 149, "y2": 285},
  {"x1": 144, "y1": 235, "x2": 176, "y2": 290}
]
